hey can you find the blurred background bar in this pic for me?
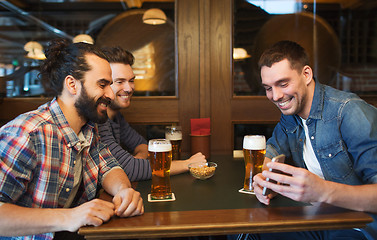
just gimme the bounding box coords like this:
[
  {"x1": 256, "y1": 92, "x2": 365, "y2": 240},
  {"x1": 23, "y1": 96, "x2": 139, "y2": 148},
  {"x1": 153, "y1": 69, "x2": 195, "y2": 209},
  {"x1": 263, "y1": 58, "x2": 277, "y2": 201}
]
[{"x1": 0, "y1": 0, "x2": 376, "y2": 155}]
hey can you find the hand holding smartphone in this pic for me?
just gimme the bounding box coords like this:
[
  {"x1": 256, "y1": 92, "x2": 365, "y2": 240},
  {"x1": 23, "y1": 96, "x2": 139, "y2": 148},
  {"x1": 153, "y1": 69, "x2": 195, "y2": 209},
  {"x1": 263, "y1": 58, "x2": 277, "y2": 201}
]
[{"x1": 262, "y1": 154, "x2": 285, "y2": 196}]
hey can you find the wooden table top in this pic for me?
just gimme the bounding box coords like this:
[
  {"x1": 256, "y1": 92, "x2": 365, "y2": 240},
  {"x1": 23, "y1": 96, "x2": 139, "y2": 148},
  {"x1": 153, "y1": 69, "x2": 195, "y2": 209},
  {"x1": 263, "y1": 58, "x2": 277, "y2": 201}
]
[{"x1": 79, "y1": 154, "x2": 373, "y2": 239}]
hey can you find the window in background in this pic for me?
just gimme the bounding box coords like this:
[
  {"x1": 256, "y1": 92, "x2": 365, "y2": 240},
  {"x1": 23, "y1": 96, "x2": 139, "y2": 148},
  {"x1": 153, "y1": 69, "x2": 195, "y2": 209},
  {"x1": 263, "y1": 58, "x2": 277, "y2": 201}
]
[
  {"x1": 131, "y1": 124, "x2": 169, "y2": 141},
  {"x1": 234, "y1": 123, "x2": 277, "y2": 150},
  {"x1": 0, "y1": 1, "x2": 175, "y2": 97},
  {"x1": 233, "y1": 0, "x2": 377, "y2": 96},
  {"x1": 96, "y1": 8, "x2": 176, "y2": 96}
]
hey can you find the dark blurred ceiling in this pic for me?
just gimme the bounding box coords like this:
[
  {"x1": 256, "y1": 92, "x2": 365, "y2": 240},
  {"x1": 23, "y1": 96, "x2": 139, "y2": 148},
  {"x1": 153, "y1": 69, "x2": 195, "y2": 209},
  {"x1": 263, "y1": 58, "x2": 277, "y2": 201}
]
[{"x1": 319, "y1": 0, "x2": 377, "y2": 9}]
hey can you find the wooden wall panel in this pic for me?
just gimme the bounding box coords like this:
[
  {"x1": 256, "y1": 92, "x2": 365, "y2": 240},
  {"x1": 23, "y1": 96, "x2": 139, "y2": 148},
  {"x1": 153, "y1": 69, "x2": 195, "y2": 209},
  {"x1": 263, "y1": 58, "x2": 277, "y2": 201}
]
[
  {"x1": 231, "y1": 96, "x2": 281, "y2": 123},
  {"x1": 0, "y1": 98, "x2": 51, "y2": 125},
  {"x1": 122, "y1": 97, "x2": 179, "y2": 123},
  {"x1": 199, "y1": 0, "x2": 211, "y2": 118},
  {"x1": 209, "y1": 0, "x2": 233, "y2": 154},
  {"x1": 177, "y1": 0, "x2": 201, "y2": 152}
]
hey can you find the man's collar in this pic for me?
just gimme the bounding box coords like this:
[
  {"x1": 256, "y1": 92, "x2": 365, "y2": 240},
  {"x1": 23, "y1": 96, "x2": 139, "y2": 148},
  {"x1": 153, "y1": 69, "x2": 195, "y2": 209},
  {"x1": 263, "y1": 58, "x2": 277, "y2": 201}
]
[
  {"x1": 307, "y1": 81, "x2": 324, "y2": 120},
  {"x1": 49, "y1": 97, "x2": 94, "y2": 148}
]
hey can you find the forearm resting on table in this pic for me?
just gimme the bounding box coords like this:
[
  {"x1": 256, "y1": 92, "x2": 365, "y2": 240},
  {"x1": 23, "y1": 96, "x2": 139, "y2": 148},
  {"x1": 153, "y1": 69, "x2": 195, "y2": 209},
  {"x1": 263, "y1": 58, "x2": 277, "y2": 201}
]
[
  {"x1": 322, "y1": 182, "x2": 377, "y2": 213},
  {"x1": 170, "y1": 153, "x2": 207, "y2": 175},
  {"x1": 102, "y1": 167, "x2": 132, "y2": 195},
  {"x1": 170, "y1": 160, "x2": 190, "y2": 175},
  {"x1": 0, "y1": 203, "x2": 70, "y2": 236}
]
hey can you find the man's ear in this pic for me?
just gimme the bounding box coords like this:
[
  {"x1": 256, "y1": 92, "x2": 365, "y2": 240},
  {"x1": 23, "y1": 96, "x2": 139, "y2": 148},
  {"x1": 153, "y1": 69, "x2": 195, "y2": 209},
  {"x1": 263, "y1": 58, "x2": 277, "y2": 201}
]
[
  {"x1": 302, "y1": 65, "x2": 313, "y2": 85},
  {"x1": 65, "y1": 75, "x2": 79, "y2": 95}
]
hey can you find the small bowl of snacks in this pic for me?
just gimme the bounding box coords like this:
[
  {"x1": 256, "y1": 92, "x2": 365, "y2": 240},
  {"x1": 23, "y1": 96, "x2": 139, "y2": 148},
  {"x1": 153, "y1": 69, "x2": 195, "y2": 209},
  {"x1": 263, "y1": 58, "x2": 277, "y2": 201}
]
[{"x1": 188, "y1": 162, "x2": 217, "y2": 180}]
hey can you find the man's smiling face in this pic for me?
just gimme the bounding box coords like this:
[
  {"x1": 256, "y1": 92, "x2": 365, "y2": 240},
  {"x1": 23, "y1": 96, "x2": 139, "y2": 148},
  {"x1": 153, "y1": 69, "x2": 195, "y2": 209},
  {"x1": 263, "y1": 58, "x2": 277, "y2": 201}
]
[
  {"x1": 74, "y1": 53, "x2": 114, "y2": 124},
  {"x1": 261, "y1": 58, "x2": 312, "y2": 118},
  {"x1": 109, "y1": 63, "x2": 135, "y2": 110}
]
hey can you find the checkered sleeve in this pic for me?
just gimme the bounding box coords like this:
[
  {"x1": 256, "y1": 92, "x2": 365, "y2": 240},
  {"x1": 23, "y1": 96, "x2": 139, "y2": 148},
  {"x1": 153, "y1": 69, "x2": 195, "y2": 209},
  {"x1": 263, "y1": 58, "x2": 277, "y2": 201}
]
[
  {"x1": 97, "y1": 140, "x2": 120, "y2": 185},
  {"x1": 0, "y1": 126, "x2": 36, "y2": 203}
]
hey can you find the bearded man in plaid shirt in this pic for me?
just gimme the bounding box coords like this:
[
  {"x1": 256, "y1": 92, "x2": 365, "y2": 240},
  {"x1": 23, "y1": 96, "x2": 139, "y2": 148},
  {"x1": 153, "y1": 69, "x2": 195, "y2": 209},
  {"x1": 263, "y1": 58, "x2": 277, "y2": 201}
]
[{"x1": 0, "y1": 38, "x2": 144, "y2": 240}]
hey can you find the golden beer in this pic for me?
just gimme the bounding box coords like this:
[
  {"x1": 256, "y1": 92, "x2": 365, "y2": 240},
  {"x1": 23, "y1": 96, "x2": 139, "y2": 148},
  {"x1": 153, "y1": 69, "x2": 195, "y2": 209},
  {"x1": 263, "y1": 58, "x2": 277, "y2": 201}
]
[
  {"x1": 169, "y1": 139, "x2": 182, "y2": 160},
  {"x1": 148, "y1": 139, "x2": 173, "y2": 200},
  {"x1": 242, "y1": 135, "x2": 266, "y2": 192},
  {"x1": 165, "y1": 126, "x2": 182, "y2": 160}
]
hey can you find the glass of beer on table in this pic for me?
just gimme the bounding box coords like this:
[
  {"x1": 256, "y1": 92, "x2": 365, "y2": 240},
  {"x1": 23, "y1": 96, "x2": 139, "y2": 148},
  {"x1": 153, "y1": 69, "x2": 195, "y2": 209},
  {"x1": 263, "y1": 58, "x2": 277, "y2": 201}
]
[
  {"x1": 242, "y1": 135, "x2": 266, "y2": 192},
  {"x1": 148, "y1": 139, "x2": 173, "y2": 200},
  {"x1": 165, "y1": 125, "x2": 182, "y2": 160}
]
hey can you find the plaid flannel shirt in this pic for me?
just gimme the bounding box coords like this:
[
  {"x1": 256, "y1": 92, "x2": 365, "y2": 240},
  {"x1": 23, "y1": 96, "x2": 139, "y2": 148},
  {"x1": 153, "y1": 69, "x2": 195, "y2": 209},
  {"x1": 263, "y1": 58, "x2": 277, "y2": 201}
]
[{"x1": 0, "y1": 98, "x2": 118, "y2": 240}]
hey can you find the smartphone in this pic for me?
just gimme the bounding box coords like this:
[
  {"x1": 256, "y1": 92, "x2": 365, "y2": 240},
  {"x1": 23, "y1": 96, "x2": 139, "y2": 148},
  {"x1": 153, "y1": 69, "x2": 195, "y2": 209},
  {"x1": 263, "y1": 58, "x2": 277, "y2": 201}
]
[{"x1": 262, "y1": 154, "x2": 285, "y2": 196}]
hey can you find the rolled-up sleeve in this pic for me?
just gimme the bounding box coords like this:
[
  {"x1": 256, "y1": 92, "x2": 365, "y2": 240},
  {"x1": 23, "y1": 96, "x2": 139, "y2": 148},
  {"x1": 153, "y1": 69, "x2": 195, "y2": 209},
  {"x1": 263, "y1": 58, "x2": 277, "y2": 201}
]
[{"x1": 0, "y1": 129, "x2": 35, "y2": 203}]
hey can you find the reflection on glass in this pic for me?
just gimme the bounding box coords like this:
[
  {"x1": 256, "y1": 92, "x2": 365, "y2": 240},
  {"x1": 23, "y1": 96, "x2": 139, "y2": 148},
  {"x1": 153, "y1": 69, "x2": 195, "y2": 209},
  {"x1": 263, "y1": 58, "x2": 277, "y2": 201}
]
[
  {"x1": 133, "y1": 43, "x2": 158, "y2": 92},
  {"x1": 234, "y1": 0, "x2": 377, "y2": 96},
  {"x1": 0, "y1": 61, "x2": 43, "y2": 98},
  {"x1": 247, "y1": 0, "x2": 297, "y2": 14}
]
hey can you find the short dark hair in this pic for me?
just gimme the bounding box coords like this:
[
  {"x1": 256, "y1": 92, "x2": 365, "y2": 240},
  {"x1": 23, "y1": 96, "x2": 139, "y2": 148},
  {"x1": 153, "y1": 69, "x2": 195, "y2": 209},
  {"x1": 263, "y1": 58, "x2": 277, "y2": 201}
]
[
  {"x1": 40, "y1": 38, "x2": 107, "y2": 96},
  {"x1": 102, "y1": 46, "x2": 135, "y2": 66},
  {"x1": 258, "y1": 40, "x2": 310, "y2": 73}
]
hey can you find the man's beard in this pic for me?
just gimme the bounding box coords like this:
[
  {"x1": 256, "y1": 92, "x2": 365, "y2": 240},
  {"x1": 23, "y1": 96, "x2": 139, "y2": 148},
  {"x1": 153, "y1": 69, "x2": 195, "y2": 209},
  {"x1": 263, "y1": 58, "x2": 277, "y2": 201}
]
[
  {"x1": 109, "y1": 99, "x2": 122, "y2": 111},
  {"x1": 75, "y1": 85, "x2": 111, "y2": 124}
]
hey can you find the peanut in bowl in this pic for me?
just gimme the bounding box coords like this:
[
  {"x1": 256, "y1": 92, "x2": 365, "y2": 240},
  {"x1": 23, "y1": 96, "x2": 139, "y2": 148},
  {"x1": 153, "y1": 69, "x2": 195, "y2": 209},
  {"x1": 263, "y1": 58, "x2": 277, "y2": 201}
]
[{"x1": 188, "y1": 162, "x2": 217, "y2": 180}]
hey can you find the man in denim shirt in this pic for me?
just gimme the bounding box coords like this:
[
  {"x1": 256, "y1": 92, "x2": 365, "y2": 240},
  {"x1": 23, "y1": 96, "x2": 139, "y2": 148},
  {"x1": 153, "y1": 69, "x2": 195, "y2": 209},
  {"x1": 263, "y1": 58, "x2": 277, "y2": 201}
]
[{"x1": 251, "y1": 41, "x2": 377, "y2": 240}]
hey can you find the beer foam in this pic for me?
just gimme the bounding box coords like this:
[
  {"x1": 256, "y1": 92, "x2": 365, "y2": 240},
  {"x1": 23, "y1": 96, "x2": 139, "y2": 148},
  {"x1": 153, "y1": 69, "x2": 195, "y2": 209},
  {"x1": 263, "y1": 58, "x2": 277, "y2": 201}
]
[
  {"x1": 148, "y1": 139, "x2": 172, "y2": 152},
  {"x1": 165, "y1": 132, "x2": 182, "y2": 141},
  {"x1": 243, "y1": 135, "x2": 266, "y2": 150}
]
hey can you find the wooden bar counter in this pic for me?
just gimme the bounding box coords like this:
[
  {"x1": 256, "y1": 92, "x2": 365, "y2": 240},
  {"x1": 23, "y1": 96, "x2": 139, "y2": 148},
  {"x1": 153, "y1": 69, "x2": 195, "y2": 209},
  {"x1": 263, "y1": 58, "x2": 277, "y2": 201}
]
[{"x1": 79, "y1": 155, "x2": 373, "y2": 239}]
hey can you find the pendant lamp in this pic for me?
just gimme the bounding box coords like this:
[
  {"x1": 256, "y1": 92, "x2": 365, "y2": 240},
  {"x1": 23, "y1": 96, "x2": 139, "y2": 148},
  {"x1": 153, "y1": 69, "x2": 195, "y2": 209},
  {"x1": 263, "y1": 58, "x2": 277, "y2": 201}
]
[
  {"x1": 73, "y1": 34, "x2": 94, "y2": 44},
  {"x1": 233, "y1": 48, "x2": 251, "y2": 60},
  {"x1": 24, "y1": 41, "x2": 46, "y2": 60},
  {"x1": 142, "y1": 8, "x2": 167, "y2": 25}
]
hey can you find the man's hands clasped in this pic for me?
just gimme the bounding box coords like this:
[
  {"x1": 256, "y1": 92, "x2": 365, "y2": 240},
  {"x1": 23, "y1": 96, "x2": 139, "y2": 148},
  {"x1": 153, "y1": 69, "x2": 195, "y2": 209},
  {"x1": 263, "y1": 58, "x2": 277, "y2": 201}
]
[
  {"x1": 112, "y1": 187, "x2": 144, "y2": 217},
  {"x1": 66, "y1": 187, "x2": 143, "y2": 232}
]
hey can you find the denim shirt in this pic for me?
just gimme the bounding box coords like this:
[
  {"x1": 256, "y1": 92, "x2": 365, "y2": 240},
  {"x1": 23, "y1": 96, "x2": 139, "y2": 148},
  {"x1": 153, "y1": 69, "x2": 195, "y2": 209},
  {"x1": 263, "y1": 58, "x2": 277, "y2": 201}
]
[{"x1": 266, "y1": 82, "x2": 377, "y2": 239}]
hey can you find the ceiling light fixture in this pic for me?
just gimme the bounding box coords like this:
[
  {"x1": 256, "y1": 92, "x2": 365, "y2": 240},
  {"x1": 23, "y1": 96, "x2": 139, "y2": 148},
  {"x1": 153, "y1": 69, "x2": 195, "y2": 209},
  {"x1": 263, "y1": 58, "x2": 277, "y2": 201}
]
[
  {"x1": 73, "y1": 34, "x2": 94, "y2": 44},
  {"x1": 142, "y1": 8, "x2": 167, "y2": 25},
  {"x1": 233, "y1": 48, "x2": 251, "y2": 60},
  {"x1": 24, "y1": 41, "x2": 46, "y2": 60}
]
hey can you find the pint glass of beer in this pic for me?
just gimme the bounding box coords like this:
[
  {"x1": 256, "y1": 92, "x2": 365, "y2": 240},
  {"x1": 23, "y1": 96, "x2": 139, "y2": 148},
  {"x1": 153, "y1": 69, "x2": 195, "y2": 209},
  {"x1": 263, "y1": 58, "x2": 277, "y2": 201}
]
[
  {"x1": 165, "y1": 126, "x2": 182, "y2": 160},
  {"x1": 148, "y1": 139, "x2": 173, "y2": 200},
  {"x1": 243, "y1": 135, "x2": 266, "y2": 192}
]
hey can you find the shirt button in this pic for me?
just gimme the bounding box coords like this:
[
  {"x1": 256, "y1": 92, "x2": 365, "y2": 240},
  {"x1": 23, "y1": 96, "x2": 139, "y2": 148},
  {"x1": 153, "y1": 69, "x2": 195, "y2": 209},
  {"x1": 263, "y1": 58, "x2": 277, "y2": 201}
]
[
  {"x1": 66, "y1": 188, "x2": 70, "y2": 192},
  {"x1": 311, "y1": 136, "x2": 314, "y2": 140},
  {"x1": 328, "y1": 154, "x2": 332, "y2": 157}
]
